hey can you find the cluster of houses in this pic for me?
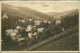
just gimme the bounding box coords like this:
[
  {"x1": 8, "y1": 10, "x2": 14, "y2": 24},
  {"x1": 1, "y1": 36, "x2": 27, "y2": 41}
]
[{"x1": 2, "y1": 13, "x2": 65, "y2": 47}]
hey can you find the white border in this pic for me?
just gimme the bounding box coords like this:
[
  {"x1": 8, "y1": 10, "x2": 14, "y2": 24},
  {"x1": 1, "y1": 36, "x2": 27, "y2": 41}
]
[{"x1": 0, "y1": 1, "x2": 80, "y2": 52}]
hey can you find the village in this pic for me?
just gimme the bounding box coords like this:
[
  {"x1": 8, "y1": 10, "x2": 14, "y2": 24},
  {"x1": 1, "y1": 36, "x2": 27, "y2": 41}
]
[{"x1": 1, "y1": 13, "x2": 65, "y2": 50}]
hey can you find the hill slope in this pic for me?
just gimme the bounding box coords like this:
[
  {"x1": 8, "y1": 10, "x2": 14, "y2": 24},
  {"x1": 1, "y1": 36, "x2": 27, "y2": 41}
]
[
  {"x1": 31, "y1": 32, "x2": 79, "y2": 51},
  {"x1": 2, "y1": 3, "x2": 54, "y2": 20},
  {"x1": 46, "y1": 9, "x2": 79, "y2": 19},
  {"x1": 18, "y1": 7, "x2": 54, "y2": 20},
  {"x1": 23, "y1": 26, "x2": 79, "y2": 51}
]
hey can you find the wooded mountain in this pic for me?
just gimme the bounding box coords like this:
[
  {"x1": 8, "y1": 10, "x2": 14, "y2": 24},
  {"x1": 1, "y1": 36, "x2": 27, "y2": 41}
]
[
  {"x1": 46, "y1": 9, "x2": 79, "y2": 19},
  {"x1": 2, "y1": 3, "x2": 54, "y2": 20}
]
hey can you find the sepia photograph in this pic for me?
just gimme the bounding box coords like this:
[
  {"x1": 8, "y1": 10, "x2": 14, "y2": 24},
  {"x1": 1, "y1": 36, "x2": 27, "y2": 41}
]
[{"x1": 1, "y1": 1, "x2": 79, "y2": 51}]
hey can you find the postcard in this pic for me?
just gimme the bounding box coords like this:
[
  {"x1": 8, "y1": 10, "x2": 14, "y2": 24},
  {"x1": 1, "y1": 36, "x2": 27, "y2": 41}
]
[{"x1": 0, "y1": 1, "x2": 79, "y2": 52}]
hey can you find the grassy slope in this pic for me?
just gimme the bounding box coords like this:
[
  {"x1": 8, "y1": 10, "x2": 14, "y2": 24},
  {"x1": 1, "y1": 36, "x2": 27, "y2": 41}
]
[{"x1": 32, "y1": 32, "x2": 79, "y2": 51}]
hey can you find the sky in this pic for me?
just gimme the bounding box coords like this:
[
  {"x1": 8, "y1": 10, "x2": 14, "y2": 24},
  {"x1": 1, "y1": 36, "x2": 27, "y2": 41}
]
[{"x1": 2, "y1": 1, "x2": 79, "y2": 13}]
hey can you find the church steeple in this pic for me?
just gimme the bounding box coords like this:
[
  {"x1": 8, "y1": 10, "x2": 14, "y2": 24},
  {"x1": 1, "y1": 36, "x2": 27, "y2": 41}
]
[{"x1": 2, "y1": 13, "x2": 8, "y2": 19}]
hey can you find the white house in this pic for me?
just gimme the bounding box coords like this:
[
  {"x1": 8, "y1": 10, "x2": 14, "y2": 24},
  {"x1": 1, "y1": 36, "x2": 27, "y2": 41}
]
[
  {"x1": 56, "y1": 20, "x2": 61, "y2": 25},
  {"x1": 34, "y1": 20, "x2": 42, "y2": 26},
  {"x1": 13, "y1": 29, "x2": 19, "y2": 33},
  {"x1": 6, "y1": 29, "x2": 13, "y2": 36},
  {"x1": 43, "y1": 20, "x2": 48, "y2": 23},
  {"x1": 29, "y1": 19, "x2": 33, "y2": 21},
  {"x1": 16, "y1": 26, "x2": 22, "y2": 30},
  {"x1": 25, "y1": 25, "x2": 33, "y2": 32},
  {"x1": 48, "y1": 21, "x2": 51, "y2": 24},
  {"x1": 20, "y1": 20, "x2": 25, "y2": 23},
  {"x1": 28, "y1": 32, "x2": 33, "y2": 38},
  {"x1": 37, "y1": 28, "x2": 44, "y2": 32}
]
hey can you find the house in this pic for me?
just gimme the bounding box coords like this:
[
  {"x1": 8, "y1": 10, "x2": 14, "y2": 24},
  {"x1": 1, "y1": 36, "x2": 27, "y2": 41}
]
[
  {"x1": 56, "y1": 20, "x2": 61, "y2": 25},
  {"x1": 28, "y1": 32, "x2": 33, "y2": 38},
  {"x1": 37, "y1": 28, "x2": 44, "y2": 32},
  {"x1": 16, "y1": 26, "x2": 22, "y2": 30},
  {"x1": 34, "y1": 20, "x2": 42, "y2": 26},
  {"x1": 25, "y1": 25, "x2": 33, "y2": 32},
  {"x1": 20, "y1": 20, "x2": 25, "y2": 23},
  {"x1": 43, "y1": 20, "x2": 48, "y2": 23},
  {"x1": 48, "y1": 21, "x2": 51, "y2": 24},
  {"x1": 29, "y1": 18, "x2": 33, "y2": 21}
]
